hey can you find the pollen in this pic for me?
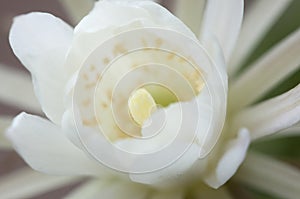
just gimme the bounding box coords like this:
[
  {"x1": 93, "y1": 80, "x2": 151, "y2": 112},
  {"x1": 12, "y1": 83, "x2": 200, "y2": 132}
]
[
  {"x1": 113, "y1": 43, "x2": 127, "y2": 55},
  {"x1": 128, "y1": 88, "x2": 157, "y2": 126},
  {"x1": 103, "y1": 57, "x2": 110, "y2": 64},
  {"x1": 155, "y1": 38, "x2": 163, "y2": 47}
]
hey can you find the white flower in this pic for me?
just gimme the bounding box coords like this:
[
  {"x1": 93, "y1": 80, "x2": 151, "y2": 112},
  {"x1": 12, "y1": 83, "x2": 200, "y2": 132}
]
[{"x1": 1, "y1": 0, "x2": 300, "y2": 198}]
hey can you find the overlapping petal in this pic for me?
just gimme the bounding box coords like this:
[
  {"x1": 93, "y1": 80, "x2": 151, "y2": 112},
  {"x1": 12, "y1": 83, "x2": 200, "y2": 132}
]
[
  {"x1": 128, "y1": 143, "x2": 200, "y2": 188},
  {"x1": 229, "y1": 0, "x2": 293, "y2": 75},
  {"x1": 9, "y1": 12, "x2": 73, "y2": 124},
  {"x1": 200, "y1": 0, "x2": 244, "y2": 63},
  {"x1": 204, "y1": 128, "x2": 250, "y2": 188},
  {"x1": 65, "y1": 0, "x2": 196, "y2": 75},
  {"x1": 232, "y1": 84, "x2": 300, "y2": 140},
  {"x1": 229, "y1": 28, "x2": 300, "y2": 110},
  {"x1": 6, "y1": 1, "x2": 299, "y2": 198},
  {"x1": 173, "y1": 0, "x2": 206, "y2": 35},
  {"x1": 6, "y1": 112, "x2": 110, "y2": 176},
  {"x1": 272, "y1": 122, "x2": 300, "y2": 138}
]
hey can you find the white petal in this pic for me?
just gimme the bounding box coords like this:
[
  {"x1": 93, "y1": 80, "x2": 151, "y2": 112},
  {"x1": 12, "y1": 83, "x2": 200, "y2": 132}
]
[
  {"x1": 129, "y1": 143, "x2": 200, "y2": 188},
  {"x1": 65, "y1": 180, "x2": 149, "y2": 199},
  {"x1": 229, "y1": 28, "x2": 300, "y2": 111},
  {"x1": 229, "y1": 0, "x2": 293, "y2": 75},
  {"x1": 271, "y1": 122, "x2": 300, "y2": 138},
  {"x1": 64, "y1": 3, "x2": 227, "y2": 174},
  {"x1": 75, "y1": 1, "x2": 194, "y2": 36},
  {"x1": 69, "y1": 26, "x2": 227, "y2": 169},
  {"x1": 60, "y1": 0, "x2": 94, "y2": 24},
  {"x1": 0, "y1": 168, "x2": 79, "y2": 199},
  {"x1": 204, "y1": 128, "x2": 250, "y2": 188},
  {"x1": 61, "y1": 108, "x2": 86, "y2": 149},
  {"x1": 0, "y1": 64, "x2": 40, "y2": 112},
  {"x1": 112, "y1": 87, "x2": 223, "y2": 176},
  {"x1": 9, "y1": 12, "x2": 73, "y2": 124},
  {"x1": 235, "y1": 152, "x2": 300, "y2": 199},
  {"x1": 193, "y1": 186, "x2": 233, "y2": 199},
  {"x1": 115, "y1": 101, "x2": 204, "y2": 154},
  {"x1": 200, "y1": 0, "x2": 243, "y2": 63},
  {"x1": 141, "y1": 89, "x2": 215, "y2": 156},
  {"x1": 65, "y1": 0, "x2": 196, "y2": 75},
  {"x1": 0, "y1": 116, "x2": 13, "y2": 150},
  {"x1": 232, "y1": 84, "x2": 300, "y2": 140},
  {"x1": 61, "y1": 109, "x2": 125, "y2": 178},
  {"x1": 173, "y1": 0, "x2": 206, "y2": 35},
  {"x1": 6, "y1": 112, "x2": 107, "y2": 176}
]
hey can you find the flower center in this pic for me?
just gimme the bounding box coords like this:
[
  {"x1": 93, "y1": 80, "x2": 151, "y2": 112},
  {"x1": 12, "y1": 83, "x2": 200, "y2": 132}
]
[
  {"x1": 144, "y1": 84, "x2": 178, "y2": 107},
  {"x1": 128, "y1": 88, "x2": 157, "y2": 126},
  {"x1": 128, "y1": 85, "x2": 179, "y2": 126}
]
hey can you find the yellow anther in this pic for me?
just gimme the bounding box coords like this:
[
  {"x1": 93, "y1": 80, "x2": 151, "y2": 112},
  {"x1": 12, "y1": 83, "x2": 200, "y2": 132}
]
[{"x1": 128, "y1": 88, "x2": 157, "y2": 126}]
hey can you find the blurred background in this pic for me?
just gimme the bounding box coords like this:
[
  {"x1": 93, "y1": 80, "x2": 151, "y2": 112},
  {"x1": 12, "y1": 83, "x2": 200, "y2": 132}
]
[{"x1": 0, "y1": 0, "x2": 299, "y2": 198}]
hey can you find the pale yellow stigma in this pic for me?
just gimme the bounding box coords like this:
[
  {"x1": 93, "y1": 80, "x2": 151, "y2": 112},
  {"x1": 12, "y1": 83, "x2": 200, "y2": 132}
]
[{"x1": 128, "y1": 88, "x2": 157, "y2": 126}]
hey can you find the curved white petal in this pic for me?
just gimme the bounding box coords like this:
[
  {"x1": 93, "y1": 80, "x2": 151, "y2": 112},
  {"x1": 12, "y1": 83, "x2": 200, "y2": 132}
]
[
  {"x1": 129, "y1": 143, "x2": 200, "y2": 188},
  {"x1": 61, "y1": 108, "x2": 87, "y2": 149},
  {"x1": 75, "y1": 0, "x2": 194, "y2": 36},
  {"x1": 62, "y1": 106, "x2": 128, "y2": 178},
  {"x1": 0, "y1": 64, "x2": 40, "y2": 113},
  {"x1": 0, "y1": 168, "x2": 79, "y2": 199},
  {"x1": 173, "y1": 0, "x2": 206, "y2": 35},
  {"x1": 9, "y1": 12, "x2": 73, "y2": 124},
  {"x1": 5, "y1": 112, "x2": 108, "y2": 176},
  {"x1": 271, "y1": 122, "x2": 300, "y2": 139},
  {"x1": 65, "y1": 0, "x2": 196, "y2": 75},
  {"x1": 204, "y1": 128, "x2": 250, "y2": 188},
  {"x1": 229, "y1": 0, "x2": 293, "y2": 75},
  {"x1": 229, "y1": 28, "x2": 300, "y2": 111},
  {"x1": 57, "y1": 0, "x2": 227, "y2": 182},
  {"x1": 236, "y1": 153, "x2": 300, "y2": 199},
  {"x1": 115, "y1": 100, "x2": 207, "y2": 154},
  {"x1": 200, "y1": 0, "x2": 244, "y2": 63},
  {"x1": 65, "y1": 180, "x2": 149, "y2": 199},
  {"x1": 0, "y1": 116, "x2": 13, "y2": 149},
  {"x1": 68, "y1": 25, "x2": 227, "y2": 165},
  {"x1": 232, "y1": 84, "x2": 300, "y2": 140}
]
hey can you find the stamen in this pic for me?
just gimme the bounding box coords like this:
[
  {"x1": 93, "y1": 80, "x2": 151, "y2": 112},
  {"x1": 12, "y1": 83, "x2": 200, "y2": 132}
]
[{"x1": 128, "y1": 88, "x2": 157, "y2": 126}]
